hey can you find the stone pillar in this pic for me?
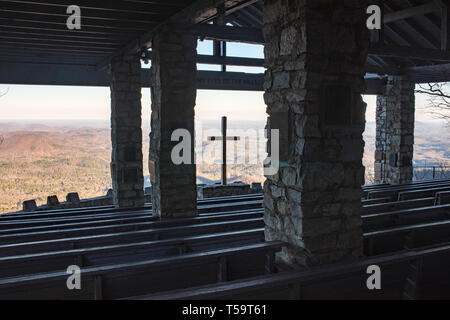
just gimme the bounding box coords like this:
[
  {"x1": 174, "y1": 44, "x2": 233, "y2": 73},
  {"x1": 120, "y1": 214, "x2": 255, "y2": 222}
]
[
  {"x1": 375, "y1": 76, "x2": 415, "y2": 184},
  {"x1": 263, "y1": 0, "x2": 369, "y2": 268},
  {"x1": 110, "y1": 56, "x2": 145, "y2": 208},
  {"x1": 149, "y1": 25, "x2": 198, "y2": 219}
]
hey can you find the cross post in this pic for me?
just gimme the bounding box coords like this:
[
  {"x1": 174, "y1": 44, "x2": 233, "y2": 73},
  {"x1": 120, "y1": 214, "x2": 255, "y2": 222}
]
[{"x1": 207, "y1": 116, "x2": 240, "y2": 185}]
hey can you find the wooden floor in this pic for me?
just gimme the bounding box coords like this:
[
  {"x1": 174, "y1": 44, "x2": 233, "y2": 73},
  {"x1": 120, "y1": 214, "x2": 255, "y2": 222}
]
[{"x1": 0, "y1": 179, "x2": 449, "y2": 299}]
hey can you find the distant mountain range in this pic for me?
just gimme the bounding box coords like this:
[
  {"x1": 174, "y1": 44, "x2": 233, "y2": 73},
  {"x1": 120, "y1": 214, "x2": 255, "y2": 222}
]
[
  {"x1": 0, "y1": 120, "x2": 448, "y2": 213},
  {"x1": 0, "y1": 132, "x2": 60, "y2": 157}
]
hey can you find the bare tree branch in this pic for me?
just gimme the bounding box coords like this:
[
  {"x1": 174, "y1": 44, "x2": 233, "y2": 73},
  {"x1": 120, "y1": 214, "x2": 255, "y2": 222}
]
[
  {"x1": 0, "y1": 87, "x2": 8, "y2": 98},
  {"x1": 416, "y1": 83, "x2": 450, "y2": 125}
]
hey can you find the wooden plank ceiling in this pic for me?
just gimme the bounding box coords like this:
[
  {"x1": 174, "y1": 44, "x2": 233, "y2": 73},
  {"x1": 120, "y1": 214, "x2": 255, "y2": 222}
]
[{"x1": 0, "y1": 0, "x2": 449, "y2": 84}]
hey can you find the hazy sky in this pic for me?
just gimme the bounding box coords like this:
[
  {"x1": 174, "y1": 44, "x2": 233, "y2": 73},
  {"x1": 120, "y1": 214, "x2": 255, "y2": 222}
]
[{"x1": 0, "y1": 41, "x2": 443, "y2": 123}]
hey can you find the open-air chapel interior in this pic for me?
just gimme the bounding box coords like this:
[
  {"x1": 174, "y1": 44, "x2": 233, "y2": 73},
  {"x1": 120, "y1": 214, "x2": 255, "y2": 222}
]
[{"x1": 0, "y1": 0, "x2": 449, "y2": 300}]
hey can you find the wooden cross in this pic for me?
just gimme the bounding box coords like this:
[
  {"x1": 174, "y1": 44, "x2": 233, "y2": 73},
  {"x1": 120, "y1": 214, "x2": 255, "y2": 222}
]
[{"x1": 207, "y1": 116, "x2": 240, "y2": 185}]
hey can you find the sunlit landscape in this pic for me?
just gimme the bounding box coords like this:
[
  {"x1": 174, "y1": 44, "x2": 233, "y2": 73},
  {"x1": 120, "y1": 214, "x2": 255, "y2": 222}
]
[{"x1": 1, "y1": 119, "x2": 449, "y2": 214}]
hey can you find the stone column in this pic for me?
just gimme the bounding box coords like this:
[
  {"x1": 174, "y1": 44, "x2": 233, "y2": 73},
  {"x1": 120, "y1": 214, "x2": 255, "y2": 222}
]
[
  {"x1": 110, "y1": 56, "x2": 145, "y2": 208},
  {"x1": 263, "y1": 0, "x2": 369, "y2": 268},
  {"x1": 149, "y1": 25, "x2": 198, "y2": 219},
  {"x1": 375, "y1": 76, "x2": 415, "y2": 184}
]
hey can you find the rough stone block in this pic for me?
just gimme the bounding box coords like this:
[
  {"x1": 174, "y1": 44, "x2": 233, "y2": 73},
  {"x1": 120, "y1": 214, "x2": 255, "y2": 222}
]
[
  {"x1": 144, "y1": 186, "x2": 152, "y2": 195},
  {"x1": 263, "y1": 0, "x2": 368, "y2": 269},
  {"x1": 251, "y1": 182, "x2": 263, "y2": 191},
  {"x1": 23, "y1": 200, "x2": 37, "y2": 212},
  {"x1": 66, "y1": 192, "x2": 80, "y2": 204},
  {"x1": 47, "y1": 195, "x2": 60, "y2": 207}
]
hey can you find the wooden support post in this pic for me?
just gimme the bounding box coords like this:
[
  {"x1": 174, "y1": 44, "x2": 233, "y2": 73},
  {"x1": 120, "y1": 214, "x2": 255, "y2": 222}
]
[
  {"x1": 442, "y1": 6, "x2": 448, "y2": 50},
  {"x1": 403, "y1": 258, "x2": 424, "y2": 300},
  {"x1": 435, "y1": 0, "x2": 450, "y2": 50},
  {"x1": 265, "y1": 251, "x2": 276, "y2": 275},
  {"x1": 94, "y1": 275, "x2": 103, "y2": 300},
  {"x1": 217, "y1": 256, "x2": 228, "y2": 282}
]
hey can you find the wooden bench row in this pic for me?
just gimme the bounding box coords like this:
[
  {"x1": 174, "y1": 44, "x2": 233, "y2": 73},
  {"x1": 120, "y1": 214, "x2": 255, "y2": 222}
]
[
  {"x1": 365, "y1": 219, "x2": 450, "y2": 256},
  {"x1": 135, "y1": 242, "x2": 450, "y2": 300},
  {"x1": 1, "y1": 216, "x2": 449, "y2": 280},
  {"x1": 0, "y1": 241, "x2": 283, "y2": 300},
  {"x1": 0, "y1": 198, "x2": 263, "y2": 222},
  {"x1": 362, "y1": 204, "x2": 450, "y2": 231},
  {"x1": 3, "y1": 193, "x2": 264, "y2": 217},
  {"x1": 0, "y1": 228, "x2": 266, "y2": 278},
  {"x1": 2, "y1": 199, "x2": 448, "y2": 248},
  {"x1": 363, "y1": 178, "x2": 450, "y2": 193},
  {"x1": 2, "y1": 190, "x2": 446, "y2": 234},
  {"x1": 0, "y1": 207, "x2": 261, "y2": 234},
  {"x1": 1, "y1": 205, "x2": 449, "y2": 269},
  {"x1": 0, "y1": 215, "x2": 265, "y2": 256},
  {"x1": 399, "y1": 186, "x2": 450, "y2": 201},
  {"x1": 367, "y1": 180, "x2": 450, "y2": 200},
  {"x1": 8, "y1": 179, "x2": 448, "y2": 221}
]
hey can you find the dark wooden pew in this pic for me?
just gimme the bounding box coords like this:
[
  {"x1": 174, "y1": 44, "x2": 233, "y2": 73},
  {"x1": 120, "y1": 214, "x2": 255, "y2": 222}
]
[
  {"x1": 435, "y1": 191, "x2": 450, "y2": 205},
  {"x1": 2, "y1": 203, "x2": 448, "y2": 264},
  {"x1": 362, "y1": 204, "x2": 450, "y2": 231},
  {"x1": 3, "y1": 201, "x2": 449, "y2": 254},
  {"x1": 0, "y1": 198, "x2": 263, "y2": 222},
  {"x1": 0, "y1": 217, "x2": 265, "y2": 256},
  {"x1": 361, "y1": 197, "x2": 392, "y2": 205},
  {"x1": 135, "y1": 243, "x2": 450, "y2": 300},
  {"x1": 2, "y1": 194, "x2": 436, "y2": 236},
  {"x1": 0, "y1": 208, "x2": 262, "y2": 234},
  {"x1": 0, "y1": 228, "x2": 265, "y2": 278},
  {"x1": 1, "y1": 192, "x2": 427, "y2": 231},
  {"x1": 362, "y1": 197, "x2": 435, "y2": 215},
  {"x1": 398, "y1": 186, "x2": 450, "y2": 201},
  {"x1": 364, "y1": 219, "x2": 450, "y2": 255},
  {"x1": 4, "y1": 215, "x2": 449, "y2": 279},
  {"x1": 362, "y1": 178, "x2": 450, "y2": 193},
  {"x1": 361, "y1": 179, "x2": 450, "y2": 202},
  {"x1": 367, "y1": 181, "x2": 450, "y2": 201},
  {"x1": 0, "y1": 241, "x2": 283, "y2": 300},
  {"x1": 0, "y1": 211, "x2": 263, "y2": 245},
  {"x1": 3, "y1": 193, "x2": 264, "y2": 217},
  {"x1": 0, "y1": 212, "x2": 450, "y2": 277}
]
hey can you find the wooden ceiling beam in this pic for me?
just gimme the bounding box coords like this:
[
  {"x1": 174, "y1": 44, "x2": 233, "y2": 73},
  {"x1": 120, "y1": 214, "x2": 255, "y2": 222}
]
[
  {"x1": 99, "y1": 0, "x2": 255, "y2": 69},
  {"x1": 384, "y1": 2, "x2": 439, "y2": 23},
  {"x1": 369, "y1": 43, "x2": 450, "y2": 62}
]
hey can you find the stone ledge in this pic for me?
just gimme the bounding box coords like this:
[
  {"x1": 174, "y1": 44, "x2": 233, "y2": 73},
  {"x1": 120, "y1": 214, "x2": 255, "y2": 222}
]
[
  {"x1": 19, "y1": 193, "x2": 113, "y2": 213},
  {"x1": 198, "y1": 182, "x2": 263, "y2": 199}
]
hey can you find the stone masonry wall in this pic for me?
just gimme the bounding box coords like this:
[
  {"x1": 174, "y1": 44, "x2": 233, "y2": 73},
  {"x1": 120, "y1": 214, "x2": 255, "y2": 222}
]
[
  {"x1": 263, "y1": 0, "x2": 369, "y2": 268},
  {"x1": 375, "y1": 75, "x2": 415, "y2": 184},
  {"x1": 110, "y1": 57, "x2": 145, "y2": 208},
  {"x1": 150, "y1": 25, "x2": 198, "y2": 219},
  {"x1": 198, "y1": 183, "x2": 260, "y2": 199}
]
